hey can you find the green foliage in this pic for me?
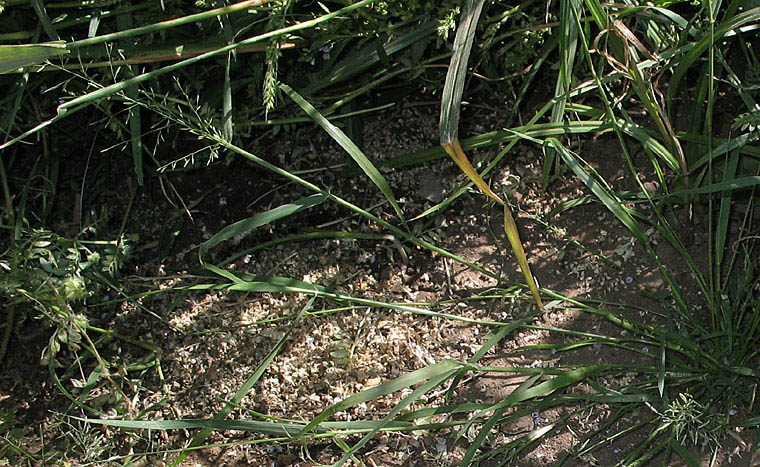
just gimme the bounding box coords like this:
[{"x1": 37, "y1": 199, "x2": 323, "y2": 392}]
[
  {"x1": 734, "y1": 107, "x2": 760, "y2": 133},
  {"x1": 0, "y1": 229, "x2": 130, "y2": 366}
]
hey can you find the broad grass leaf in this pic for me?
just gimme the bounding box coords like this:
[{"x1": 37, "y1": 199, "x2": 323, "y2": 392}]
[
  {"x1": 0, "y1": 42, "x2": 68, "y2": 73},
  {"x1": 439, "y1": 0, "x2": 485, "y2": 145}
]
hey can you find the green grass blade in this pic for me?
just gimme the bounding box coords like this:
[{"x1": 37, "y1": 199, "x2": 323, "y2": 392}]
[
  {"x1": 305, "y1": 20, "x2": 438, "y2": 94},
  {"x1": 0, "y1": 0, "x2": 374, "y2": 151},
  {"x1": 543, "y1": 0, "x2": 580, "y2": 186},
  {"x1": 116, "y1": 4, "x2": 144, "y2": 186},
  {"x1": 222, "y1": 50, "x2": 233, "y2": 143},
  {"x1": 198, "y1": 193, "x2": 326, "y2": 265},
  {"x1": 715, "y1": 149, "x2": 740, "y2": 282},
  {"x1": 30, "y1": 0, "x2": 60, "y2": 41},
  {"x1": 386, "y1": 120, "x2": 608, "y2": 169},
  {"x1": 670, "y1": 438, "x2": 701, "y2": 467},
  {"x1": 215, "y1": 0, "x2": 235, "y2": 144},
  {"x1": 670, "y1": 7, "x2": 760, "y2": 96},
  {"x1": 210, "y1": 139, "x2": 498, "y2": 279},
  {"x1": 333, "y1": 366, "x2": 461, "y2": 466},
  {"x1": 583, "y1": 0, "x2": 608, "y2": 29},
  {"x1": 439, "y1": 0, "x2": 484, "y2": 145},
  {"x1": 0, "y1": 42, "x2": 68, "y2": 73},
  {"x1": 219, "y1": 230, "x2": 392, "y2": 266},
  {"x1": 658, "y1": 342, "x2": 666, "y2": 397},
  {"x1": 66, "y1": 0, "x2": 271, "y2": 50},
  {"x1": 460, "y1": 375, "x2": 542, "y2": 465},
  {"x1": 461, "y1": 366, "x2": 603, "y2": 464},
  {"x1": 84, "y1": 417, "x2": 312, "y2": 436},
  {"x1": 221, "y1": 275, "x2": 505, "y2": 326},
  {"x1": 659, "y1": 176, "x2": 760, "y2": 198},
  {"x1": 281, "y1": 84, "x2": 406, "y2": 226}
]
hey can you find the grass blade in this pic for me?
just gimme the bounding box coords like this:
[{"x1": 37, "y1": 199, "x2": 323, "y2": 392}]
[
  {"x1": 670, "y1": 438, "x2": 701, "y2": 467},
  {"x1": 305, "y1": 20, "x2": 438, "y2": 94},
  {"x1": 460, "y1": 375, "x2": 542, "y2": 465},
  {"x1": 439, "y1": 0, "x2": 485, "y2": 145},
  {"x1": 116, "y1": 4, "x2": 144, "y2": 186},
  {"x1": 0, "y1": 0, "x2": 374, "y2": 151},
  {"x1": 543, "y1": 0, "x2": 580, "y2": 186},
  {"x1": 199, "y1": 193, "x2": 326, "y2": 264},
  {"x1": 30, "y1": 0, "x2": 60, "y2": 41},
  {"x1": 333, "y1": 365, "x2": 461, "y2": 466},
  {"x1": 0, "y1": 42, "x2": 68, "y2": 73},
  {"x1": 670, "y1": 7, "x2": 760, "y2": 96},
  {"x1": 281, "y1": 84, "x2": 407, "y2": 226},
  {"x1": 440, "y1": 0, "x2": 544, "y2": 310},
  {"x1": 296, "y1": 360, "x2": 464, "y2": 440},
  {"x1": 461, "y1": 366, "x2": 604, "y2": 464}
]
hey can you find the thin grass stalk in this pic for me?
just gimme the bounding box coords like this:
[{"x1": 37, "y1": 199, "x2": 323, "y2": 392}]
[
  {"x1": 705, "y1": 0, "x2": 720, "y2": 318},
  {"x1": 66, "y1": 0, "x2": 271, "y2": 50}
]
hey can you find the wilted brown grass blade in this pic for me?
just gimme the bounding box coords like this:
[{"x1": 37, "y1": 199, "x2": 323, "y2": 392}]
[{"x1": 442, "y1": 140, "x2": 544, "y2": 310}]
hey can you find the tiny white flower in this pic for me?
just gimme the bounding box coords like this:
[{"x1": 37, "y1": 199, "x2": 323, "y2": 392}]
[{"x1": 219, "y1": 197, "x2": 227, "y2": 206}]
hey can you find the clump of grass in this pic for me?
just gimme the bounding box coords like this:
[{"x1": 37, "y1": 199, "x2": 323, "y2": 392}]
[{"x1": 1, "y1": 0, "x2": 760, "y2": 465}]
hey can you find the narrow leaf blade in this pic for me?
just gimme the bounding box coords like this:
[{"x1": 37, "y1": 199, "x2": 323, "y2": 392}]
[{"x1": 282, "y1": 84, "x2": 406, "y2": 225}]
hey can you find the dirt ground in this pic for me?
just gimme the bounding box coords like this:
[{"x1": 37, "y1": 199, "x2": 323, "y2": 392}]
[{"x1": 1, "y1": 94, "x2": 755, "y2": 466}]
